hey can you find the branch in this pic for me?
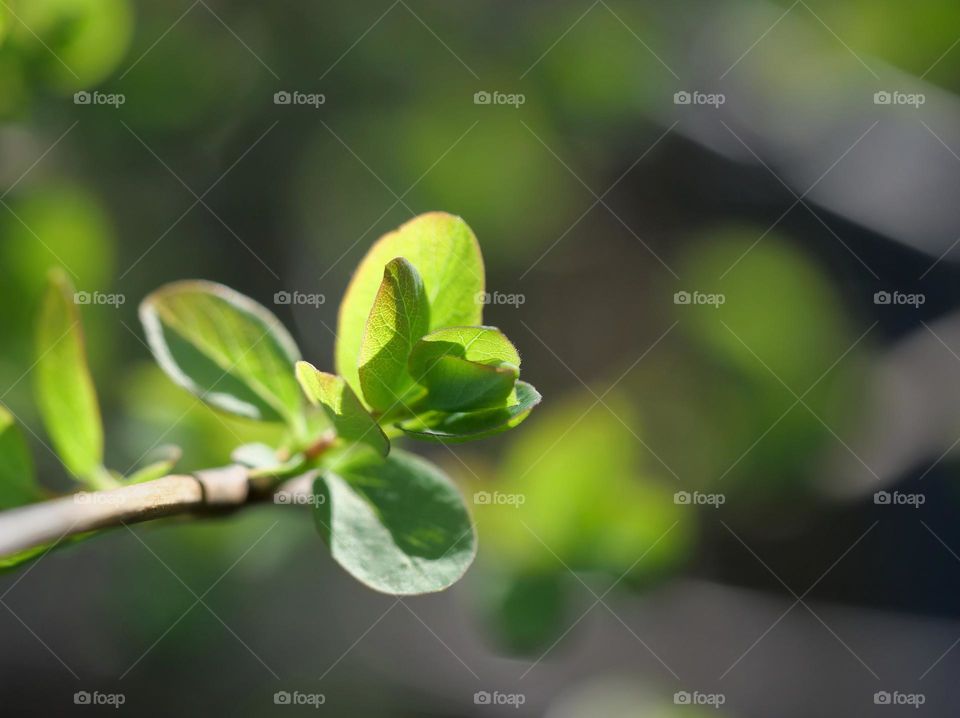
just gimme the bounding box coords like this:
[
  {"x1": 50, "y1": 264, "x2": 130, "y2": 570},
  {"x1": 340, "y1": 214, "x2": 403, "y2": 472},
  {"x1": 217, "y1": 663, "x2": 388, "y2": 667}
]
[{"x1": 0, "y1": 466, "x2": 317, "y2": 560}]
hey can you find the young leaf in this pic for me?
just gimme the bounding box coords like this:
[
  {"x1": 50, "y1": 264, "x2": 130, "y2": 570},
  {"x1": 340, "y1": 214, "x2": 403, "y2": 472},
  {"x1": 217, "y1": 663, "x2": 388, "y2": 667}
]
[
  {"x1": 140, "y1": 281, "x2": 304, "y2": 428},
  {"x1": 124, "y1": 445, "x2": 181, "y2": 485},
  {"x1": 336, "y1": 212, "x2": 484, "y2": 397},
  {"x1": 296, "y1": 361, "x2": 389, "y2": 458},
  {"x1": 399, "y1": 381, "x2": 541, "y2": 442},
  {"x1": 314, "y1": 450, "x2": 476, "y2": 595},
  {"x1": 34, "y1": 269, "x2": 107, "y2": 485},
  {"x1": 409, "y1": 326, "x2": 521, "y2": 411},
  {"x1": 0, "y1": 407, "x2": 40, "y2": 508},
  {"x1": 357, "y1": 258, "x2": 430, "y2": 412}
]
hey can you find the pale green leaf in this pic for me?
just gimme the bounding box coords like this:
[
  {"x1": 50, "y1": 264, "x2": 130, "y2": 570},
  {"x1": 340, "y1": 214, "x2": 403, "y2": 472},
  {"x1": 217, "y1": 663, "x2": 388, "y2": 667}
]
[
  {"x1": 296, "y1": 361, "x2": 389, "y2": 457},
  {"x1": 125, "y1": 445, "x2": 181, "y2": 484},
  {"x1": 399, "y1": 381, "x2": 541, "y2": 442},
  {"x1": 0, "y1": 406, "x2": 40, "y2": 508},
  {"x1": 140, "y1": 281, "x2": 304, "y2": 428},
  {"x1": 409, "y1": 326, "x2": 521, "y2": 411},
  {"x1": 357, "y1": 258, "x2": 430, "y2": 412},
  {"x1": 314, "y1": 450, "x2": 475, "y2": 595},
  {"x1": 336, "y1": 212, "x2": 484, "y2": 398},
  {"x1": 34, "y1": 269, "x2": 106, "y2": 484}
]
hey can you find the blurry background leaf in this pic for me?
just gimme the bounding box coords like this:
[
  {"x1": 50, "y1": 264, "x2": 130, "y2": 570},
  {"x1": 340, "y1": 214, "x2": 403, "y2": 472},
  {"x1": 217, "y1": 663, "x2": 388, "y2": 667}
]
[
  {"x1": 140, "y1": 281, "x2": 304, "y2": 430},
  {"x1": 475, "y1": 391, "x2": 692, "y2": 578},
  {"x1": 10, "y1": 0, "x2": 133, "y2": 91},
  {"x1": 34, "y1": 269, "x2": 107, "y2": 486},
  {"x1": 315, "y1": 450, "x2": 475, "y2": 595}
]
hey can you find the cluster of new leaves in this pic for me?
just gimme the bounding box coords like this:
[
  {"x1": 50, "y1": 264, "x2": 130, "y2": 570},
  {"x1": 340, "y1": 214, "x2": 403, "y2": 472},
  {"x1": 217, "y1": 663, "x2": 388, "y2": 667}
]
[{"x1": 1, "y1": 212, "x2": 540, "y2": 595}]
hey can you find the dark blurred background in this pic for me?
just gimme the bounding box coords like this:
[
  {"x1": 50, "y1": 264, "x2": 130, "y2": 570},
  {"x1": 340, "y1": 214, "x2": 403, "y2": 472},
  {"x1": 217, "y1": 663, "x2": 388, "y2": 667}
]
[{"x1": 2, "y1": 0, "x2": 960, "y2": 715}]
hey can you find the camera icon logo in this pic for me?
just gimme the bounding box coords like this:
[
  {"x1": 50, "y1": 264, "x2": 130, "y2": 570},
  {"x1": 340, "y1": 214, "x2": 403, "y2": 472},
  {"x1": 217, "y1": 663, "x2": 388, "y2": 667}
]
[
  {"x1": 674, "y1": 291, "x2": 691, "y2": 305},
  {"x1": 873, "y1": 91, "x2": 892, "y2": 105},
  {"x1": 474, "y1": 691, "x2": 492, "y2": 705},
  {"x1": 673, "y1": 91, "x2": 691, "y2": 105},
  {"x1": 473, "y1": 491, "x2": 491, "y2": 505},
  {"x1": 874, "y1": 691, "x2": 891, "y2": 705},
  {"x1": 674, "y1": 691, "x2": 692, "y2": 705},
  {"x1": 73, "y1": 91, "x2": 91, "y2": 105},
  {"x1": 274, "y1": 690, "x2": 292, "y2": 705},
  {"x1": 873, "y1": 290, "x2": 891, "y2": 305},
  {"x1": 474, "y1": 91, "x2": 491, "y2": 105},
  {"x1": 674, "y1": 491, "x2": 691, "y2": 505},
  {"x1": 74, "y1": 691, "x2": 92, "y2": 705},
  {"x1": 274, "y1": 290, "x2": 292, "y2": 305},
  {"x1": 74, "y1": 291, "x2": 91, "y2": 305},
  {"x1": 274, "y1": 91, "x2": 292, "y2": 105},
  {"x1": 874, "y1": 491, "x2": 891, "y2": 505}
]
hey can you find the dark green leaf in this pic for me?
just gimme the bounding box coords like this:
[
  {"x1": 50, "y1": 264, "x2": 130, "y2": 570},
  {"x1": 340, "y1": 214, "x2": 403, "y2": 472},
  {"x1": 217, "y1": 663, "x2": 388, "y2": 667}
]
[
  {"x1": 140, "y1": 280, "x2": 304, "y2": 429},
  {"x1": 0, "y1": 407, "x2": 39, "y2": 508},
  {"x1": 357, "y1": 258, "x2": 430, "y2": 412},
  {"x1": 314, "y1": 450, "x2": 475, "y2": 594}
]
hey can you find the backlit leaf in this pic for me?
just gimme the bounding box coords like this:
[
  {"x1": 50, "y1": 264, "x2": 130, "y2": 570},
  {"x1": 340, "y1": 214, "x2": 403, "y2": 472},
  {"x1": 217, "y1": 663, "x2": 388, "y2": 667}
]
[
  {"x1": 357, "y1": 258, "x2": 430, "y2": 412},
  {"x1": 140, "y1": 281, "x2": 304, "y2": 429},
  {"x1": 295, "y1": 361, "x2": 389, "y2": 458},
  {"x1": 34, "y1": 269, "x2": 106, "y2": 485},
  {"x1": 336, "y1": 212, "x2": 484, "y2": 397}
]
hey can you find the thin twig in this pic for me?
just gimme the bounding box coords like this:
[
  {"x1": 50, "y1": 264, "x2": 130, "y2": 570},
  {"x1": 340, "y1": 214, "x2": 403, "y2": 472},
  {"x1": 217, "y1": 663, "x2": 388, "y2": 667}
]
[{"x1": 0, "y1": 466, "x2": 317, "y2": 560}]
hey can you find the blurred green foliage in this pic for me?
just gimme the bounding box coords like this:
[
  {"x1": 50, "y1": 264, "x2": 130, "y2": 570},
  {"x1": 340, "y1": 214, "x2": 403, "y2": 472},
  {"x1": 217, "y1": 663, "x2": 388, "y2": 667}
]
[{"x1": 470, "y1": 392, "x2": 693, "y2": 651}]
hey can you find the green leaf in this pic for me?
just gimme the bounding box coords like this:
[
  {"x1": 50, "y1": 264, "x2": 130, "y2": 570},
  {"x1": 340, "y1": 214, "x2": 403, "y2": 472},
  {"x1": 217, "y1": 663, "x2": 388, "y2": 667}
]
[
  {"x1": 0, "y1": 407, "x2": 40, "y2": 508},
  {"x1": 124, "y1": 445, "x2": 181, "y2": 484},
  {"x1": 357, "y1": 258, "x2": 430, "y2": 412},
  {"x1": 314, "y1": 450, "x2": 475, "y2": 595},
  {"x1": 336, "y1": 212, "x2": 485, "y2": 398},
  {"x1": 34, "y1": 269, "x2": 107, "y2": 485},
  {"x1": 409, "y1": 326, "x2": 521, "y2": 411},
  {"x1": 140, "y1": 280, "x2": 304, "y2": 429},
  {"x1": 399, "y1": 381, "x2": 541, "y2": 443},
  {"x1": 295, "y1": 361, "x2": 389, "y2": 458}
]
